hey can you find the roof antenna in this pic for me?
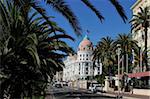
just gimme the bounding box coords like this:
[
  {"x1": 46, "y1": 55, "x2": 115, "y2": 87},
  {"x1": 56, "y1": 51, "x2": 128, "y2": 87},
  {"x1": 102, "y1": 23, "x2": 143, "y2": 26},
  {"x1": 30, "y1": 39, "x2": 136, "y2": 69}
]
[
  {"x1": 86, "y1": 30, "x2": 90, "y2": 36},
  {"x1": 84, "y1": 30, "x2": 90, "y2": 40}
]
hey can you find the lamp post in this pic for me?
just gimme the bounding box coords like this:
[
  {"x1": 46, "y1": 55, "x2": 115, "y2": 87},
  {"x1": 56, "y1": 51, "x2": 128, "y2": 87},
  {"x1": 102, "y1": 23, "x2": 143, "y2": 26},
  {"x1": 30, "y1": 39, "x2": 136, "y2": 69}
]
[{"x1": 117, "y1": 44, "x2": 122, "y2": 98}]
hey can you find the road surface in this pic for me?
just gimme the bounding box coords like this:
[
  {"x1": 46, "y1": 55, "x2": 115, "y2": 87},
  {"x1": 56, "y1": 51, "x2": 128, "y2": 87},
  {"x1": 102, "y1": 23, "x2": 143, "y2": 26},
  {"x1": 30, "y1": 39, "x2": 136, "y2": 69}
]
[{"x1": 46, "y1": 86, "x2": 116, "y2": 99}]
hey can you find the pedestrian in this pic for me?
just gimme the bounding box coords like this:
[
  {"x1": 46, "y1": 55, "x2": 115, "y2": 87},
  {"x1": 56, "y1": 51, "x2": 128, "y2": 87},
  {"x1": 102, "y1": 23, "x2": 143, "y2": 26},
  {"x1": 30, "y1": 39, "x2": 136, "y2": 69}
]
[{"x1": 129, "y1": 79, "x2": 133, "y2": 94}]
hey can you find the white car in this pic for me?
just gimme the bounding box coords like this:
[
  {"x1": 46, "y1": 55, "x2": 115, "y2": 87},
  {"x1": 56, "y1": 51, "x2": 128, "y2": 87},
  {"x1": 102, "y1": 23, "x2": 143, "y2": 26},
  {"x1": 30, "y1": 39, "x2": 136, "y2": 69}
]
[
  {"x1": 96, "y1": 85, "x2": 105, "y2": 92},
  {"x1": 89, "y1": 84, "x2": 97, "y2": 93}
]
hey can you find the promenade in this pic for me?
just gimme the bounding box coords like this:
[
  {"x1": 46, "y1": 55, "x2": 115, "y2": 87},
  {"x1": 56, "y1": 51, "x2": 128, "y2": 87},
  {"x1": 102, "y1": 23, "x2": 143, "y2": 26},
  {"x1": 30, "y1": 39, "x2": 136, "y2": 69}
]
[{"x1": 98, "y1": 91, "x2": 150, "y2": 99}]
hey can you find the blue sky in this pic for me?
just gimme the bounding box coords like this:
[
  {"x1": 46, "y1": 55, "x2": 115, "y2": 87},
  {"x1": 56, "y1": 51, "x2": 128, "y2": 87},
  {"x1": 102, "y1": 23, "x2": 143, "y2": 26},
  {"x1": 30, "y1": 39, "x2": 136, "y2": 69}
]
[{"x1": 45, "y1": 0, "x2": 136, "y2": 51}]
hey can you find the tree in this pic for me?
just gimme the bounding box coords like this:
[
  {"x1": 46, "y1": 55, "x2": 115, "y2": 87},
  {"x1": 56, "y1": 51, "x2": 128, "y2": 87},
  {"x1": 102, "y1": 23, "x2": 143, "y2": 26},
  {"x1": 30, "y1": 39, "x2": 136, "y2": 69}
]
[
  {"x1": 114, "y1": 33, "x2": 138, "y2": 73},
  {"x1": 94, "y1": 75, "x2": 105, "y2": 85},
  {"x1": 93, "y1": 37, "x2": 116, "y2": 76},
  {"x1": 130, "y1": 7, "x2": 150, "y2": 71},
  {"x1": 0, "y1": 1, "x2": 74, "y2": 98}
]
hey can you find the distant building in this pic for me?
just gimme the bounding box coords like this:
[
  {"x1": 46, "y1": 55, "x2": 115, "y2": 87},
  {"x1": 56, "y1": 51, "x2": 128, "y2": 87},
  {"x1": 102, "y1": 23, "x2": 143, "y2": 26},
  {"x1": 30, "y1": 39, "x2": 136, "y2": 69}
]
[
  {"x1": 63, "y1": 35, "x2": 102, "y2": 82},
  {"x1": 129, "y1": 0, "x2": 150, "y2": 86},
  {"x1": 54, "y1": 71, "x2": 63, "y2": 82},
  {"x1": 131, "y1": 0, "x2": 150, "y2": 71}
]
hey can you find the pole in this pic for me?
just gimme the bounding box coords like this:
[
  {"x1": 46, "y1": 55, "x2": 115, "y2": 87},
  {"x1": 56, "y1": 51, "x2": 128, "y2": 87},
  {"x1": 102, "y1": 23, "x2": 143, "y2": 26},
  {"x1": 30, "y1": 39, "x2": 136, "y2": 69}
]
[
  {"x1": 132, "y1": 49, "x2": 135, "y2": 72},
  {"x1": 118, "y1": 47, "x2": 120, "y2": 98},
  {"x1": 126, "y1": 54, "x2": 128, "y2": 73},
  {"x1": 122, "y1": 56, "x2": 124, "y2": 75}
]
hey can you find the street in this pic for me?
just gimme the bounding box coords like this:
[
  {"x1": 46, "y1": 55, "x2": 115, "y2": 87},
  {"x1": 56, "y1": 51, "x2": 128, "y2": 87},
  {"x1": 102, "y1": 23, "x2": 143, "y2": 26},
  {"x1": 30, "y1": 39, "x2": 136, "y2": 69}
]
[{"x1": 46, "y1": 86, "x2": 116, "y2": 99}]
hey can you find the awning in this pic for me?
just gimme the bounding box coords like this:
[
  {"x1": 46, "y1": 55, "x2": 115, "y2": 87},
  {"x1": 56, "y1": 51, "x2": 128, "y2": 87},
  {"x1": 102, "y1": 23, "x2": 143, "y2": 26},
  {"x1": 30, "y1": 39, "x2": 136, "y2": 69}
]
[{"x1": 128, "y1": 71, "x2": 150, "y2": 78}]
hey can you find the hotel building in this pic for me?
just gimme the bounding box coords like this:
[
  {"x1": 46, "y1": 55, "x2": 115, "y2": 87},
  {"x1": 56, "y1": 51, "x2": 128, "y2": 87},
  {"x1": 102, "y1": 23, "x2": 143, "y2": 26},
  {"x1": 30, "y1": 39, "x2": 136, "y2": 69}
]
[
  {"x1": 63, "y1": 35, "x2": 102, "y2": 82},
  {"x1": 129, "y1": 0, "x2": 150, "y2": 87}
]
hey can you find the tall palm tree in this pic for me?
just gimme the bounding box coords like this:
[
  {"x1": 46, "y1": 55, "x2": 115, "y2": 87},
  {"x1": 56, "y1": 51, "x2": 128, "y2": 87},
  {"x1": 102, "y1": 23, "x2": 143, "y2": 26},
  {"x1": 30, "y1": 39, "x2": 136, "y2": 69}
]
[
  {"x1": 114, "y1": 33, "x2": 138, "y2": 73},
  {"x1": 130, "y1": 7, "x2": 150, "y2": 71},
  {"x1": 0, "y1": 1, "x2": 74, "y2": 98},
  {"x1": 93, "y1": 37, "x2": 115, "y2": 76}
]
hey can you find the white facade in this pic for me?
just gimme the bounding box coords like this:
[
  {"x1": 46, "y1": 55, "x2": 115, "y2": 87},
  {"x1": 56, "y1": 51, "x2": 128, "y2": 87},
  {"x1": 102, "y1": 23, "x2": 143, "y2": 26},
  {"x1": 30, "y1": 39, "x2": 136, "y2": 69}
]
[
  {"x1": 131, "y1": 0, "x2": 150, "y2": 67},
  {"x1": 63, "y1": 35, "x2": 102, "y2": 81}
]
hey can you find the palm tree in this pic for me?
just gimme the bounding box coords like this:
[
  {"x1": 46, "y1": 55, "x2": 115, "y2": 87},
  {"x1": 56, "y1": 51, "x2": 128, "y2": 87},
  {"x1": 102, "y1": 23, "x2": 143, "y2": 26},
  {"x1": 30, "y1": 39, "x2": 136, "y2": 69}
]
[
  {"x1": 114, "y1": 33, "x2": 138, "y2": 73},
  {"x1": 93, "y1": 37, "x2": 115, "y2": 76},
  {"x1": 0, "y1": 1, "x2": 74, "y2": 98},
  {"x1": 130, "y1": 7, "x2": 150, "y2": 71}
]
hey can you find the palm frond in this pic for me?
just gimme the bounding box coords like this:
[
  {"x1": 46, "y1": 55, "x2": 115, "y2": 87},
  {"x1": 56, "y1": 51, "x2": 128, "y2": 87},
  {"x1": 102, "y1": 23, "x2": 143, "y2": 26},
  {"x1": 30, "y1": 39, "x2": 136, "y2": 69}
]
[
  {"x1": 109, "y1": 0, "x2": 128, "y2": 23},
  {"x1": 47, "y1": 0, "x2": 81, "y2": 36},
  {"x1": 48, "y1": 34, "x2": 75, "y2": 41},
  {"x1": 81, "y1": 0, "x2": 104, "y2": 22}
]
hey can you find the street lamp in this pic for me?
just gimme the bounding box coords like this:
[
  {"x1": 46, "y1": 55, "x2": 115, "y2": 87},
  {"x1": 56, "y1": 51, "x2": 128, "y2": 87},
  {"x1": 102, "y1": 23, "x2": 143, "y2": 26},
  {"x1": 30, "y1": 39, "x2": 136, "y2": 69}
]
[{"x1": 117, "y1": 44, "x2": 122, "y2": 98}]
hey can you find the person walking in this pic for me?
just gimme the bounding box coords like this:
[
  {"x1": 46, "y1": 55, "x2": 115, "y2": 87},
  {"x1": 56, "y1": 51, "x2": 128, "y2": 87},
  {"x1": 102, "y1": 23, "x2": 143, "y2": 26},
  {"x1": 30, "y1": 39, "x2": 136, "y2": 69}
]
[
  {"x1": 130, "y1": 80, "x2": 133, "y2": 94},
  {"x1": 129, "y1": 79, "x2": 134, "y2": 94}
]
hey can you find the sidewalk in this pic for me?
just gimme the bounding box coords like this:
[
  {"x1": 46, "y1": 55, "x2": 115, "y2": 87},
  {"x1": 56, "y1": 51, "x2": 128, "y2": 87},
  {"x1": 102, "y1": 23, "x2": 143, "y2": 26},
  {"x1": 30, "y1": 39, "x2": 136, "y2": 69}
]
[{"x1": 98, "y1": 91, "x2": 150, "y2": 99}]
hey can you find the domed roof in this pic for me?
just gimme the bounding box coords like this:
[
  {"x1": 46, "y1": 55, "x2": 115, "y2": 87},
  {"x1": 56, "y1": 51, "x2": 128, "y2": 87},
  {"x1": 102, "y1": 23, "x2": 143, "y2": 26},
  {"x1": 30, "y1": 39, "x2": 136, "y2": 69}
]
[{"x1": 78, "y1": 35, "x2": 93, "y2": 51}]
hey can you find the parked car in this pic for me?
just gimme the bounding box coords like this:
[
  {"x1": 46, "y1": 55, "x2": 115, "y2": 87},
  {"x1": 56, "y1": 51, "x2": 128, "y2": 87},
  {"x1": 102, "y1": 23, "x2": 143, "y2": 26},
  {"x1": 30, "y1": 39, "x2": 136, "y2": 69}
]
[
  {"x1": 96, "y1": 85, "x2": 105, "y2": 93},
  {"x1": 89, "y1": 84, "x2": 97, "y2": 93}
]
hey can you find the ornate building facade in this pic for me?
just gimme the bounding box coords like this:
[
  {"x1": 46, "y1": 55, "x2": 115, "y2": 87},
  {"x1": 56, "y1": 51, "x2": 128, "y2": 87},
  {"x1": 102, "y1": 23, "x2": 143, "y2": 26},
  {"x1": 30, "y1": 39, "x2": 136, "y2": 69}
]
[
  {"x1": 128, "y1": 0, "x2": 150, "y2": 87},
  {"x1": 131, "y1": 0, "x2": 150, "y2": 72},
  {"x1": 63, "y1": 35, "x2": 102, "y2": 82}
]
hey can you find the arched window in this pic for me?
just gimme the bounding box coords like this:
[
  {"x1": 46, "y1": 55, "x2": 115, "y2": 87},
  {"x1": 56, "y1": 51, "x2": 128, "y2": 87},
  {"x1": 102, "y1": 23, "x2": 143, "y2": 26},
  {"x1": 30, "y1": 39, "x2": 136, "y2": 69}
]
[{"x1": 86, "y1": 67, "x2": 88, "y2": 74}]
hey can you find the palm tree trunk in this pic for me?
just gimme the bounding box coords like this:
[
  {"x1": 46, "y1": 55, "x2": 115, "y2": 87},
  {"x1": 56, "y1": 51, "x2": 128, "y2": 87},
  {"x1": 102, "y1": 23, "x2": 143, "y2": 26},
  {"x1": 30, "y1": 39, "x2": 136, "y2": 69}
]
[
  {"x1": 123, "y1": 46, "x2": 127, "y2": 73},
  {"x1": 144, "y1": 23, "x2": 148, "y2": 71},
  {"x1": 126, "y1": 54, "x2": 128, "y2": 73}
]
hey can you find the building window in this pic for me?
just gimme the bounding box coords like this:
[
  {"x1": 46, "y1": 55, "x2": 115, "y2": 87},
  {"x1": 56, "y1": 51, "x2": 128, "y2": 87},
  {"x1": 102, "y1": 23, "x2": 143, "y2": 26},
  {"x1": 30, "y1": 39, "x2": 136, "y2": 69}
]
[
  {"x1": 86, "y1": 71, "x2": 88, "y2": 74},
  {"x1": 98, "y1": 67, "x2": 100, "y2": 71},
  {"x1": 79, "y1": 72, "x2": 80, "y2": 74},
  {"x1": 86, "y1": 67, "x2": 88, "y2": 71},
  {"x1": 83, "y1": 54, "x2": 84, "y2": 57},
  {"x1": 86, "y1": 54, "x2": 88, "y2": 57},
  {"x1": 86, "y1": 58, "x2": 88, "y2": 60},
  {"x1": 86, "y1": 67, "x2": 88, "y2": 74},
  {"x1": 85, "y1": 63, "x2": 88, "y2": 66},
  {"x1": 79, "y1": 65, "x2": 80, "y2": 71}
]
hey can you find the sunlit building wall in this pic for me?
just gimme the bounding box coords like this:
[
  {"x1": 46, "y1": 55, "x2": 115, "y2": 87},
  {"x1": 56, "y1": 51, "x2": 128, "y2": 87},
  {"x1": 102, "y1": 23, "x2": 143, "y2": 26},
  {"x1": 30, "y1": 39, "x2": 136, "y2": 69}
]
[
  {"x1": 63, "y1": 35, "x2": 102, "y2": 82},
  {"x1": 131, "y1": 0, "x2": 150, "y2": 71}
]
